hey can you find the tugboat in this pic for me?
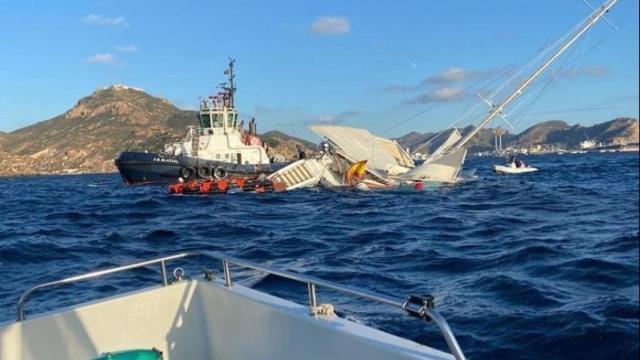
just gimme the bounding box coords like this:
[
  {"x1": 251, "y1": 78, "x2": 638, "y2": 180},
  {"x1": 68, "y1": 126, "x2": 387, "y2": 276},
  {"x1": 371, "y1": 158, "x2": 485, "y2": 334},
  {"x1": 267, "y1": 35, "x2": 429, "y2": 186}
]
[{"x1": 115, "y1": 59, "x2": 289, "y2": 185}]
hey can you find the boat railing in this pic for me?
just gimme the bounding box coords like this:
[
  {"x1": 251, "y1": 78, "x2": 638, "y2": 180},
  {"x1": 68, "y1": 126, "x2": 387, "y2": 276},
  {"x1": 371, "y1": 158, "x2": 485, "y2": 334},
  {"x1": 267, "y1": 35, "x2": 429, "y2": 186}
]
[{"x1": 15, "y1": 250, "x2": 466, "y2": 360}]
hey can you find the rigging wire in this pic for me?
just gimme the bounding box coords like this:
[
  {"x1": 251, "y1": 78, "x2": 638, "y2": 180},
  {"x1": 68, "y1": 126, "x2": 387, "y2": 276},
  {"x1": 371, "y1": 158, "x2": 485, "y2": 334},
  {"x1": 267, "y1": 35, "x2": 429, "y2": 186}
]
[
  {"x1": 405, "y1": 38, "x2": 574, "y2": 154},
  {"x1": 509, "y1": 25, "x2": 615, "y2": 128},
  {"x1": 404, "y1": 14, "x2": 592, "y2": 153},
  {"x1": 509, "y1": 43, "x2": 582, "y2": 129},
  {"x1": 382, "y1": 3, "x2": 615, "y2": 154}
]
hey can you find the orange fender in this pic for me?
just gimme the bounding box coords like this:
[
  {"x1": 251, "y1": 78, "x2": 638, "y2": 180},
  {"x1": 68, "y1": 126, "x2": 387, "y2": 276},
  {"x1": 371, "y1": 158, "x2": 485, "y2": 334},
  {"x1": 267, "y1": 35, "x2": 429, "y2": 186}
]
[
  {"x1": 187, "y1": 181, "x2": 199, "y2": 191},
  {"x1": 169, "y1": 183, "x2": 184, "y2": 194},
  {"x1": 201, "y1": 180, "x2": 213, "y2": 193}
]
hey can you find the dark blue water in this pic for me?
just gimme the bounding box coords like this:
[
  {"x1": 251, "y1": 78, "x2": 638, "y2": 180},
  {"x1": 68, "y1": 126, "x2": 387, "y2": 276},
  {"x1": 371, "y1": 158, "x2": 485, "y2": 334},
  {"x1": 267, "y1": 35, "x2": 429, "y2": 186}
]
[{"x1": 1, "y1": 152, "x2": 638, "y2": 359}]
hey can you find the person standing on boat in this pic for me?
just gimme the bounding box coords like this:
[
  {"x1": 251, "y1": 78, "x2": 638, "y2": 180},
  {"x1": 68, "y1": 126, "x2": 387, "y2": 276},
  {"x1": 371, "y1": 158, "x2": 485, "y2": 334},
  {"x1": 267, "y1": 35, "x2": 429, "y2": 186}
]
[
  {"x1": 320, "y1": 138, "x2": 331, "y2": 154},
  {"x1": 297, "y1": 145, "x2": 307, "y2": 159}
]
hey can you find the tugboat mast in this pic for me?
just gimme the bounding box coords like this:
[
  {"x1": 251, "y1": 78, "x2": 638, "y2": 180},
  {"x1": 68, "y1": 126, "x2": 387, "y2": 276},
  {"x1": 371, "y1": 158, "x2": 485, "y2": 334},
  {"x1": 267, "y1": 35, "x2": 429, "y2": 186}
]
[{"x1": 223, "y1": 58, "x2": 236, "y2": 108}]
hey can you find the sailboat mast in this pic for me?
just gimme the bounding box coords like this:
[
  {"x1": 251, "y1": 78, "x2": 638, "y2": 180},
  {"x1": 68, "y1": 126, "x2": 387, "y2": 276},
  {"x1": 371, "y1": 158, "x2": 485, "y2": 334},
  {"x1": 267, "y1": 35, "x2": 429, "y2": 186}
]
[{"x1": 454, "y1": 0, "x2": 619, "y2": 150}]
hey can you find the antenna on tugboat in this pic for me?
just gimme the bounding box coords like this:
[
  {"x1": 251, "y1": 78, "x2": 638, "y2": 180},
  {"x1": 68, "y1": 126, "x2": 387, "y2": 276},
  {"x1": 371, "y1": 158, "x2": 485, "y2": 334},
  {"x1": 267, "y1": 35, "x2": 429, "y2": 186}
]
[{"x1": 224, "y1": 58, "x2": 236, "y2": 108}]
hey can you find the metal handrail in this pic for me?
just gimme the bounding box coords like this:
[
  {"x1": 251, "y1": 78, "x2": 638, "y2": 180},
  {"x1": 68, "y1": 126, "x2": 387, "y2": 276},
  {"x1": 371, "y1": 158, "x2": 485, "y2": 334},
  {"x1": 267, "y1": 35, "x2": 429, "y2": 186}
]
[
  {"x1": 16, "y1": 252, "x2": 193, "y2": 321},
  {"x1": 15, "y1": 251, "x2": 466, "y2": 360}
]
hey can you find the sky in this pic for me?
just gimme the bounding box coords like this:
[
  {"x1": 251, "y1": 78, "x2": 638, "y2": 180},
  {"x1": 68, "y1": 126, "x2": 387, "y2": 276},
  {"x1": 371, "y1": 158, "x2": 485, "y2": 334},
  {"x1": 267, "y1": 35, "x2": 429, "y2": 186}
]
[{"x1": 0, "y1": 0, "x2": 638, "y2": 141}]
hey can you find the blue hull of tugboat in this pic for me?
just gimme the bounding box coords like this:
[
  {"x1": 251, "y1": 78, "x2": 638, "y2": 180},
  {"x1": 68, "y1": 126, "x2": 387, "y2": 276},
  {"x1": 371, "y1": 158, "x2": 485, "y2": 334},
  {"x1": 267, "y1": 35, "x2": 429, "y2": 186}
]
[{"x1": 115, "y1": 151, "x2": 289, "y2": 185}]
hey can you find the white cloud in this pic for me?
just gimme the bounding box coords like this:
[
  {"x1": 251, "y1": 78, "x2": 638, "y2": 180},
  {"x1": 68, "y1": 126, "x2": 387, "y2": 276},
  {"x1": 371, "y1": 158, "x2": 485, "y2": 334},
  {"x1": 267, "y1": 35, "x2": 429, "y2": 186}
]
[
  {"x1": 86, "y1": 53, "x2": 115, "y2": 64},
  {"x1": 306, "y1": 110, "x2": 361, "y2": 124},
  {"x1": 114, "y1": 45, "x2": 138, "y2": 52},
  {"x1": 314, "y1": 114, "x2": 335, "y2": 123},
  {"x1": 83, "y1": 14, "x2": 129, "y2": 27},
  {"x1": 385, "y1": 84, "x2": 420, "y2": 93},
  {"x1": 406, "y1": 86, "x2": 467, "y2": 104},
  {"x1": 310, "y1": 16, "x2": 350, "y2": 36},
  {"x1": 424, "y1": 68, "x2": 472, "y2": 84},
  {"x1": 336, "y1": 110, "x2": 361, "y2": 120},
  {"x1": 386, "y1": 66, "x2": 503, "y2": 94},
  {"x1": 554, "y1": 65, "x2": 610, "y2": 80}
]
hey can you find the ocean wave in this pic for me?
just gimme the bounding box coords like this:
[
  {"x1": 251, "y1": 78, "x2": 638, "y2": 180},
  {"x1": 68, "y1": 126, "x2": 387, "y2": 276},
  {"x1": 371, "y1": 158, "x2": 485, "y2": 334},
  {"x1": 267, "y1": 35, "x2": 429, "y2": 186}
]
[{"x1": 0, "y1": 153, "x2": 637, "y2": 359}]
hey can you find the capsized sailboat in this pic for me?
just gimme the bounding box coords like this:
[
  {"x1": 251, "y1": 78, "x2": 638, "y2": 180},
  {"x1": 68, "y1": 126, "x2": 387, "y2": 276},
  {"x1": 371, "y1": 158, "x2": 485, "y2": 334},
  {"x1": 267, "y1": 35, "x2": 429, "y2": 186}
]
[
  {"x1": 400, "y1": 0, "x2": 619, "y2": 183},
  {"x1": 271, "y1": 0, "x2": 618, "y2": 190}
]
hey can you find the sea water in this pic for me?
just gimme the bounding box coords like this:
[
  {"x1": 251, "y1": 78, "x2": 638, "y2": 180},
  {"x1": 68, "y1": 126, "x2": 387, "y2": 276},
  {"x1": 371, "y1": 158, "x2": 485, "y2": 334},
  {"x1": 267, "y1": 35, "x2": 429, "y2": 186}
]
[{"x1": 0, "y1": 152, "x2": 638, "y2": 359}]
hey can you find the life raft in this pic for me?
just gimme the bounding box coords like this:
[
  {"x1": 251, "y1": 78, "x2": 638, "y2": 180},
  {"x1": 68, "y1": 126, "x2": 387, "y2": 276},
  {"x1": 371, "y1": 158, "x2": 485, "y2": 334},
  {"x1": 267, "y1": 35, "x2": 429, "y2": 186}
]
[{"x1": 168, "y1": 177, "x2": 285, "y2": 195}]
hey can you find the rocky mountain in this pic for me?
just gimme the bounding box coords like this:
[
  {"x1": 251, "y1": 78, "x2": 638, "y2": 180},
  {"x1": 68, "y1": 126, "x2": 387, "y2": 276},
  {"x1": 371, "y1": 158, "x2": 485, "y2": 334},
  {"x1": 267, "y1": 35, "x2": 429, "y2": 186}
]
[
  {"x1": 516, "y1": 120, "x2": 571, "y2": 145},
  {"x1": 0, "y1": 131, "x2": 8, "y2": 152},
  {"x1": 0, "y1": 85, "x2": 314, "y2": 176},
  {"x1": 395, "y1": 131, "x2": 436, "y2": 151},
  {"x1": 516, "y1": 118, "x2": 639, "y2": 148},
  {"x1": 396, "y1": 127, "x2": 516, "y2": 154},
  {"x1": 2, "y1": 85, "x2": 636, "y2": 177},
  {"x1": 397, "y1": 118, "x2": 639, "y2": 153}
]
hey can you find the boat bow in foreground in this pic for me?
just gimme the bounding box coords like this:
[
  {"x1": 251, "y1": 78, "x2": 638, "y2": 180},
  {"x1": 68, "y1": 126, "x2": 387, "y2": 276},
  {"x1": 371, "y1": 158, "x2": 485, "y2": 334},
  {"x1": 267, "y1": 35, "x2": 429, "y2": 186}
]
[{"x1": 1, "y1": 251, "x2": 466, "y2": 360}]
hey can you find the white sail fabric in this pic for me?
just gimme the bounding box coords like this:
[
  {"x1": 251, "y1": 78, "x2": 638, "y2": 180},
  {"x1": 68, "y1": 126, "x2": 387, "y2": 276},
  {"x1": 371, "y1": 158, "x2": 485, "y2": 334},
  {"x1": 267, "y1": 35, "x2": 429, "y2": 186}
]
[
  {"x1": 430, "y1": 128, "x2": 462, "y2": 158},
  {"x1": 402, "y1": 147, "x2": 467, "y2": 183},
  {"x1": 310, "y1": 125, "x2": 413, "y2": 174}
]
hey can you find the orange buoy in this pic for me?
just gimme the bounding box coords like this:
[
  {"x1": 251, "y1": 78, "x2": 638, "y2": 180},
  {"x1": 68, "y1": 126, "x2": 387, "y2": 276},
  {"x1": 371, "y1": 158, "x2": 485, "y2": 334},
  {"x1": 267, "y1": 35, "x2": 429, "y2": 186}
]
[
  {"x1": 217, "y1": 180, "x2": 228, "y2": 191},
  {"x1": 169, "y1": 183, "x2": 184, "y2": 194},
  {"x1": 187, "y1": 180, "x2": 199, "y2": 191},
  {"x1": 201, "y1": 180, "x2": 213, "y2": 193}
]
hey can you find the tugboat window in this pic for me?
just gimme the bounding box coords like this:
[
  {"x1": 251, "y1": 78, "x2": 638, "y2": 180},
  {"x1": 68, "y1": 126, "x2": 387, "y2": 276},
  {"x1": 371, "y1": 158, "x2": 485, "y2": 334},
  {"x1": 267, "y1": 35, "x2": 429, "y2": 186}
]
[
  {"x1": 227, "y1": 113, "x2": 237, "y2": 128},
  {"x1": 212, "y1": 113, "x2": 222, "y2": 127},
  {"x1": 200, "y1": 113, "x2": 212, "y2": 128}
]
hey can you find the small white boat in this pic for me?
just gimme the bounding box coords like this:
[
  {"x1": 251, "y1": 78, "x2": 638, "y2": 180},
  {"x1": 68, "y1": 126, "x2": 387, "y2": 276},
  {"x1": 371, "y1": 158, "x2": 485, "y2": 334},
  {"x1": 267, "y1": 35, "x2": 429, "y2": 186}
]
[
  {"x1": 493, "y1": 163, "x2": 538, "y2": 174},
  {"x1": 0, "y1": 251, "x2": 466, "y2": 360}
]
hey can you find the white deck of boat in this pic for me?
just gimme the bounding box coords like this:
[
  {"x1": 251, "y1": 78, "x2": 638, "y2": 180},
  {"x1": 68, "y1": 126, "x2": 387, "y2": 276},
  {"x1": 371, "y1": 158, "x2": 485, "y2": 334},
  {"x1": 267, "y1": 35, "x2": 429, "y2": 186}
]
[{"x1": 0, "y1": 279, "x2": 453, "y2": 360}]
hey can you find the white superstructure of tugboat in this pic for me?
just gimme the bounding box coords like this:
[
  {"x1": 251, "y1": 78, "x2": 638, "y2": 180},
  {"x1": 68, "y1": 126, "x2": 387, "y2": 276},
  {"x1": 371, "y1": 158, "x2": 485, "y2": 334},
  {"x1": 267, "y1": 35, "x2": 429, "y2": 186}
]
[{"x1": 115, "y1": 59, "x2": 288, "y2": 185}]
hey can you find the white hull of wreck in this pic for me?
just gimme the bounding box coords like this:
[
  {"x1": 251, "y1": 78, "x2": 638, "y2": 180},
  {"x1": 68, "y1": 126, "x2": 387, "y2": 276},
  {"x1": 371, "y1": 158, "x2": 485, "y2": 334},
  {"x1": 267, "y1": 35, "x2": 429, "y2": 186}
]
[{"x1": 402, "y1": 147, "x2": 467, "y2": 183}]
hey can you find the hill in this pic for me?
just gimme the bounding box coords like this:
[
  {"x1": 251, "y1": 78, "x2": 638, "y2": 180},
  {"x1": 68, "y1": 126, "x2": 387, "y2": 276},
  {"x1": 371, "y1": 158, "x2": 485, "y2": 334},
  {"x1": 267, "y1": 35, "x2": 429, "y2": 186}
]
[
  {"x1": 516, "y1": 120, "x2": 571, "y2": 145},
  {"x1": 397, "y1": 118, "x2": 639, "y2": 153},
  {"x1": 261, "y1": 130, "x2": 317, "y2": 159},
  {"x1": 516, "y1": 118, "x2": 639, "y2": 148},
  {"x1": 395, "y1": 131, "x2": 435, "y2": 151},
  {"x1": 0, "y1": 85, "x2": 314, "y2": 176},
  {"x1": 396, "y1": 127, "x2": 516, "y2": 154},
  {"x1": 0, "y1": 131, "x2": 8, "y2": 152}
]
